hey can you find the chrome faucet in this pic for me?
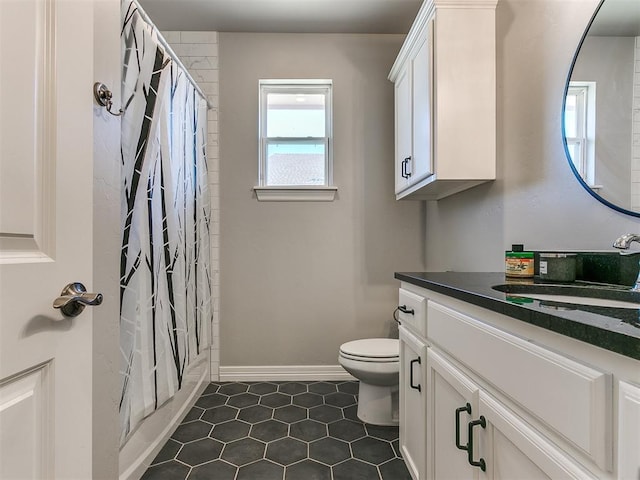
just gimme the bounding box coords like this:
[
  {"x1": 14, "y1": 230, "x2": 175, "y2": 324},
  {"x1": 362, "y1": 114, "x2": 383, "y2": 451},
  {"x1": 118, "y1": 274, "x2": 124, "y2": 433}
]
[{"x1": 613, "y1": 234, "x2": 640, "y2": 291}]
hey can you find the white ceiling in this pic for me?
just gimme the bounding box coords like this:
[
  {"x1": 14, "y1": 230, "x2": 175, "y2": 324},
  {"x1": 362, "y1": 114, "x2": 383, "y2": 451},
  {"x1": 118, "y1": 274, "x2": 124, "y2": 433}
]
[{"x1": 137, "y1": 0, "x2": 422, "y2": 34}]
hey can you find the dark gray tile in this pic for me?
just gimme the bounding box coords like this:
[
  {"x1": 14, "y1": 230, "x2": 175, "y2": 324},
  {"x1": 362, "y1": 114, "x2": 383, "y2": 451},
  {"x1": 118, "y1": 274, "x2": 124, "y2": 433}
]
[
  {"x1": 260, "y1": 392, "x2": 292, "y2": 408},
  {"x1": 342, "y1": 404, "x2": 359, "y2": 421},
  {"x1": 227, "y1": 392, "x2": 260, "y2": 408},
  {"x1": 285, "y1": 459, "x2": 331, "y2": 480},
  {"x1": 250, "y1": 419, "x2": 289, "y2": 442},
  {"x1": 308, "y1": 382, "x2": 338, "y2": 395},
  {"x1": 237, "y1": 459, "x2": 284, "y2": 480},
  {"x1": 238, "y1": 404, "x2": 273, "y2": 424},
  {"x1": 392, "y1": 439, "x2": 401, "y2": 458},
  {"x1": 202, "y1": 383, "x2": 221, "y2": 395},
  {"x1": 177, "y1": 438, "x2": 223, "y2": 466},
  {"x1": 144, "y1": 380, "x2": 414, "y2": 480},
  {"x1": 210, "y1": 420, "x2": 250, "y2": 442},
  {"x1": 150, "y1": 438, "x2": 181, "y2": 465},
  {"x1": 324, "y1": 392, "x2": 356, "y2": 407},
  {"x1": 141, "y1": 461, "x2": 189, "y2": 480},
  {"x1": 278, "y1": 382, "x2": 308, "y2": 395},
  {"x1": 309, "y1": 437, "x2": 350, "y2": 465},
  {"x1": 182, "y1": 406, "x2": 204, "y2": 423},
  {"x1": 308, "y1": 404, "x2": 342, "y2": 423},
  {"x1": 201, "y1": 405, "x2": 238, "y2": 424},
  {"x1": 248, "y1": 382, "x2": 278, "y2": 395},
  {"x1": 273, "y1": 404, "x2": 307, "y2": 423},
  {"x1": 289, "y1": 419, "x2": 327, "y2": 442},
  {"x1": 171, "y1": 421, "x2": 212, "y2": 443},
  {"x1": 196, "y1": 393, "x2": 227, "y2": 409},
  {"x1": 221, "y1": 437, "x2": 265, "y2": 466},
  {"x1": 337, "y1": 381, "x2": 359, "y2": 395},
  {"x1": 366, "y1": 424, "x2": 399, "y2": 441},
  {"x1": 187, "y1": 460, "x2": 236, "y2": 480},
  {"x1": 328, "y1": 419, "x2": 366, "y2": 442},
  {"x1": 332, "y1": 458, "x2": 379, "y2": 480},
  {"x1": 265, "y1": 437, "x2": 307, "y2": 465},
  {"x1": 293, "y1": 392, "x2": 324, "y2": 408},
  {"x1": 351, "y1": 437, "x2": 395, "y2": 465},
  {"x1": 379, "y1": 458, "x2": 412, "y2": 480},
  {"x1": 219, "y1": 383, "x2": 249, "y2": 396}
]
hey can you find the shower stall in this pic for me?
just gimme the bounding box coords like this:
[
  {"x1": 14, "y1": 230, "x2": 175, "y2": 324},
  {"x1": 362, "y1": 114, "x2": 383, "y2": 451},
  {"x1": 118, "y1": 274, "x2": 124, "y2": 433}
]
[{"x1": 117, "y1": 2, "x2": 214, "y2": 476}]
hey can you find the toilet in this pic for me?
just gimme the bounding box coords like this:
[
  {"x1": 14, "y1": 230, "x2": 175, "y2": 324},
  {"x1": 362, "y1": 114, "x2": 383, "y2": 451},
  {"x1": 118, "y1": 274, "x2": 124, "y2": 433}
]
[{"x1": 338, "y1": 338, "x2": 399, "y2": 426}]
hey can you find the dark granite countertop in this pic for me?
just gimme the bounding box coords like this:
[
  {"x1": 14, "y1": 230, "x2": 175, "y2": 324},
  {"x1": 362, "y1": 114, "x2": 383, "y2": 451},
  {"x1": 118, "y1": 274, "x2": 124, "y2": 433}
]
[{"x1": 395, "y1": 272, "x2": 640, "y2": 361}]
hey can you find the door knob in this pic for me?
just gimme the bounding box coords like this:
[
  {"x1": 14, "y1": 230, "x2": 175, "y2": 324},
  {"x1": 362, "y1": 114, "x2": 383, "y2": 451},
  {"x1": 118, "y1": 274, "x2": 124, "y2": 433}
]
[{"x1": 53, "y1": 282, "x2": 103, "y2": 317}]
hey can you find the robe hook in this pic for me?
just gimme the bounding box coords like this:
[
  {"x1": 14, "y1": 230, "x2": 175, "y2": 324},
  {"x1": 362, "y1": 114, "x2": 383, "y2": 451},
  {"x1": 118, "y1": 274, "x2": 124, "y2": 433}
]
[{"x1": 93, "y1": 82, "x2": 124, "y2": 117}]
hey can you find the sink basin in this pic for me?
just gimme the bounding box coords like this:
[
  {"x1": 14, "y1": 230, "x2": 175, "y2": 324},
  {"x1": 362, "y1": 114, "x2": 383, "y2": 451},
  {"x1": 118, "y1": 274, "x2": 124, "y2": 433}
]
[{"x1": 492, "y1": 283, "x2": 640, "y2": 309}]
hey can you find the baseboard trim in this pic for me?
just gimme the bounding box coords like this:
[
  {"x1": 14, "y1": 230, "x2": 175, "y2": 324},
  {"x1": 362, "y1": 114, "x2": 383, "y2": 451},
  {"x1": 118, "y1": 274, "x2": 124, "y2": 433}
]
[{"x1": 219, "y1": 365, "x2": 356, "y2": 382}]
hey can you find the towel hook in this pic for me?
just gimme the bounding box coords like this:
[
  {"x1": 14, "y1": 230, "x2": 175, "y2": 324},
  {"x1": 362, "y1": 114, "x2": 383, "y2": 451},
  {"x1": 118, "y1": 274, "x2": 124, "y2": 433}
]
[{"x1": 93, "y1": 82, "x2": 124, "y2": 117}]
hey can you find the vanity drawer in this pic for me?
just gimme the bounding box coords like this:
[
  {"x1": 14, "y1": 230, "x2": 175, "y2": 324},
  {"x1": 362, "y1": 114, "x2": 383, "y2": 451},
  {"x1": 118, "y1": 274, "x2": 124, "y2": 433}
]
[
  {"x1": 427, "y1": 300, "x2": 613, "y2": 471},
  {"x1": 398, "y1": 288, "x2": 427, "y2": 337}
]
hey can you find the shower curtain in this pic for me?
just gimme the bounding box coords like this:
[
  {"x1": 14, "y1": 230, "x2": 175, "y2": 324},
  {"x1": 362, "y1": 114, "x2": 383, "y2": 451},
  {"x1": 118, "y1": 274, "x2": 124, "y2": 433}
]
[{"x1": 119, "y1": 0, "x2": 212, "y2": 446}]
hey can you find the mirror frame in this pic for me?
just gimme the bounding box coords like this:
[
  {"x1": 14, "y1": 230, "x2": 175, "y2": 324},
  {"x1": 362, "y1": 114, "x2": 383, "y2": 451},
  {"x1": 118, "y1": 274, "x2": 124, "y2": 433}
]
[{"x1": 562, "y1": 0, "x2": 640, "y2": 218}]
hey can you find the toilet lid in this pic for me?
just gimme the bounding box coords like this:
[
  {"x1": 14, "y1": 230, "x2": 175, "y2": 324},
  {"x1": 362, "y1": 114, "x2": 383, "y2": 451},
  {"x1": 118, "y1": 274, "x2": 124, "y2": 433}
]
[{"x1": 339, "y1": 338, "x2": 399, "y2": 359}]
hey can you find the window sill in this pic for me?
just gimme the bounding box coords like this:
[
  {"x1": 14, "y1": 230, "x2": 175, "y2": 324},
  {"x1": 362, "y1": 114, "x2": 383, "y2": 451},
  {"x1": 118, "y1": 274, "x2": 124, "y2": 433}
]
[{"x1": 253, "y1": 186, "x2": 338, "y2": 202}]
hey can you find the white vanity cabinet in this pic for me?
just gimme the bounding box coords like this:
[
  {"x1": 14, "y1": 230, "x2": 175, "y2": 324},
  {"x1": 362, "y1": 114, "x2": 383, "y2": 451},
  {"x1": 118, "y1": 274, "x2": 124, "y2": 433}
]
[
  {"x1": 618, "y1": 381, "x2": 640, "y2": 480},
  {"x1": 397, "y1": 281, "x2": 640, "y2": 480},
  {"x1": 389, "y1": 0, "x2": 497, "y2": 200}
]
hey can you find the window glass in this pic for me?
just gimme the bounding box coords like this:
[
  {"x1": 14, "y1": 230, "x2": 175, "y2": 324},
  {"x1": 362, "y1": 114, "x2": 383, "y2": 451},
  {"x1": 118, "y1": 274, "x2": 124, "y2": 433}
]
[
  {"x1": 259, "y1": 80, "x2": 333, "y2": 187},
  {"x1": 266, "y1": 141, "x2": 326, "y2": 186},
  {"x1": 267, "y1": 93, "x2": 325, "y2": 137}
]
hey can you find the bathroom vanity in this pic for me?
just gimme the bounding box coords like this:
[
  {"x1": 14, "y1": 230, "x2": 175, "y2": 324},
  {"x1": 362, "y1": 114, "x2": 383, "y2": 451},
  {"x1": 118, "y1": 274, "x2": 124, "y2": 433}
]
[{"x1": 395, "y1": 272, "x2": 640, "y2": 480}]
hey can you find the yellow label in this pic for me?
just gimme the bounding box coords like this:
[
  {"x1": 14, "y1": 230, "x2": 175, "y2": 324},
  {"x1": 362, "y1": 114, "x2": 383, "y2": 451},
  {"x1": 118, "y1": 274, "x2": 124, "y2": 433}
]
[{"x1": 505, "y1": 257, "x2": 534, "y2": 277}]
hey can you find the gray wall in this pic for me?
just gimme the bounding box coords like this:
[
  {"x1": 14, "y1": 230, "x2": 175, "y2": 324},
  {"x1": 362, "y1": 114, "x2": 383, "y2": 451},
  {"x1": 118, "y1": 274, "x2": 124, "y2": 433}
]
[
  {"x1": 93, "y1": 0, "x2": 120, "y2": 477},
  {"x1": 571, "y1": 35, "x2": 634, "y2": 209},
  {"x1": 219, "y1": 33, "x2": 425, "y2": 366},
  {"x1": 425, "y1": 0, "x2": 640, "y2": 272}
]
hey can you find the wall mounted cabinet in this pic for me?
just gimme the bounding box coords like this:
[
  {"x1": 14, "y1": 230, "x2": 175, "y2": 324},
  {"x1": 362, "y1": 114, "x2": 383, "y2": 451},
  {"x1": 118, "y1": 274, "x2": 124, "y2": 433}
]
[{"x1": 389, "y1": 0, "x2": 498, "y2": 200}]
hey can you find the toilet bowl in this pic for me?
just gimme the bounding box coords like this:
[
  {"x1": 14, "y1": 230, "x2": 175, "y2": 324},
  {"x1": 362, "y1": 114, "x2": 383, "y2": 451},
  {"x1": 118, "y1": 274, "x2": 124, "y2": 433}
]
[{"x1": 338, "y1": 338, "x2": 399, "y2": 426}]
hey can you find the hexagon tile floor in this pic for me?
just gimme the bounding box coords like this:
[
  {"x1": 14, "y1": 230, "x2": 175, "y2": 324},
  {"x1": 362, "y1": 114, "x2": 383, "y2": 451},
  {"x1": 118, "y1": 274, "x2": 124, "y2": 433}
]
[{"x1": 141, "y1": 381, "x2": 411, "y2": 480}]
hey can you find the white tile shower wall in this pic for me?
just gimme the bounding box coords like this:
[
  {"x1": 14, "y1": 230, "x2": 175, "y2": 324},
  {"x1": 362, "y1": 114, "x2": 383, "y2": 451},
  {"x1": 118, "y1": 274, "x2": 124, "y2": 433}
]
[
  {"x1": 632, "y1": 36, "x2": 640, "y2": 211},
  {"x1": 164, "y1": 31, "x2": 220, "y2": 381}
]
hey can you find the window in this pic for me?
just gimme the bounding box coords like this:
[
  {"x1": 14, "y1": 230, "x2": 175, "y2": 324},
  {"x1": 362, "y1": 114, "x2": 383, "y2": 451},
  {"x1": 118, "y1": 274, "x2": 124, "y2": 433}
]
[
  {"x1": 255, "y1": 80, "x2": 336, "y2": 201},
  {"x1": 564, "y1": 82, "x2": 597, "y2": 189}
]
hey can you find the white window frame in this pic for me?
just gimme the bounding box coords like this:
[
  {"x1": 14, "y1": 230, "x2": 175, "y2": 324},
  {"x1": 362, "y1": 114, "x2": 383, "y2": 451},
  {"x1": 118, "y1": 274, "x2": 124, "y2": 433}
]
[
  {"x1": 565, "y1": 81, "x2": 598, "y2": 190},
  {"x1": 254, "y1": 79, "x2": 337, "y2": 201}
]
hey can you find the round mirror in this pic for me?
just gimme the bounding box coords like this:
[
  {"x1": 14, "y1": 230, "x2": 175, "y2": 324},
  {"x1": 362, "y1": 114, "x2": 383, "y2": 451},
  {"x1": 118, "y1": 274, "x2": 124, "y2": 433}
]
[{"x1": 563, "y1": 0, "x2": 640, "y2": 217}]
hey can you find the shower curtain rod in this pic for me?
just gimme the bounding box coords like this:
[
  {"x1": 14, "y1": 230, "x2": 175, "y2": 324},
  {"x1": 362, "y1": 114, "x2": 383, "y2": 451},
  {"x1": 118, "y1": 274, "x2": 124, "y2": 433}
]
[{"x1": 133, "y1": 0, "x2": 214, "y2": 111}]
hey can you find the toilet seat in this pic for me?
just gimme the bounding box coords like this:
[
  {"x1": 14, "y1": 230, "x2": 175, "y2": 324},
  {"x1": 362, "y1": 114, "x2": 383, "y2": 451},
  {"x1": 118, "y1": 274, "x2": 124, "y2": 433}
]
[{"x1": 339, "y1": 338, "x2": 399, "y2": 362}]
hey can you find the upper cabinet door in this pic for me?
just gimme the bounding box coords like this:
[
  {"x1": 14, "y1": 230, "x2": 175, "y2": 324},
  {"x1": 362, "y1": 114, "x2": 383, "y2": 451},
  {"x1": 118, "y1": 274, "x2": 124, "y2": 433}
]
[
  {"x1": 395, "y1": 65, "x2": 412, "y2": 195},
  {"x1": 411, "y1": 22, "x2": 433, "y2": 185}
]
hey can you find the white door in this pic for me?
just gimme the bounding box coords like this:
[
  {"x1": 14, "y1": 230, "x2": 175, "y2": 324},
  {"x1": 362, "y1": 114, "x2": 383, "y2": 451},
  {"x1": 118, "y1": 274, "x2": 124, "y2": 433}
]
[
  {"x1": 0, "y1": 1, "x2": 101, "y2": 478},
  {"x1": 394, "y1": 64, "x2": 412, "y2": 195},
  {"x1": 411, "y1": 21, "x2": 433, "y2": 185},
  {"x1": 426, "y1": 349, "x2": 479, "y2": 480},
  {"x1": 399, "y1": 326, "x2": 427, "y2": 480}
]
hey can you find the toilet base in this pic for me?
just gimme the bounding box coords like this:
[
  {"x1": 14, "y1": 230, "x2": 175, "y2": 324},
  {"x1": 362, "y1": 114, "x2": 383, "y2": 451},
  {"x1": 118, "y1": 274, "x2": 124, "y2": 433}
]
[{"x1": 356, "y1": 382, "x2": 399, "y2": 426}]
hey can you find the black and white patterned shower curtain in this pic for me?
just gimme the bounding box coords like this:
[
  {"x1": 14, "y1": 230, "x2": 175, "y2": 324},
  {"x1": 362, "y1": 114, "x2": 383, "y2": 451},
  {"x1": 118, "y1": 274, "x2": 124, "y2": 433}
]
[{"x1": 119, "y1": 0, "x2": 211, "y2": 445}]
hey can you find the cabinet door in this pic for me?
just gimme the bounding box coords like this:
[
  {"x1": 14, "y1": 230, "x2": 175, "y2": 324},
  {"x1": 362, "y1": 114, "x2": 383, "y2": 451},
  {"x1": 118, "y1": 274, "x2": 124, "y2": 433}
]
[
  {"x1": 618, "y1": 381, "x2": 640, "y2": 480},
  {"x1": 399, "y1": 327, "x2": 427, "y2": 480},
  {"x1": 394, "y1": 64, "x2": 412, "y2": 195},
  {"x1": 410, "y1": 20, "x2": 433, "y2": 185},
  {"x1": 477, "y1": 392, "x2": 598, "y2": 479},
  {"x1": 426, "y1": 349, "x2": 479, "y2": 480}
]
